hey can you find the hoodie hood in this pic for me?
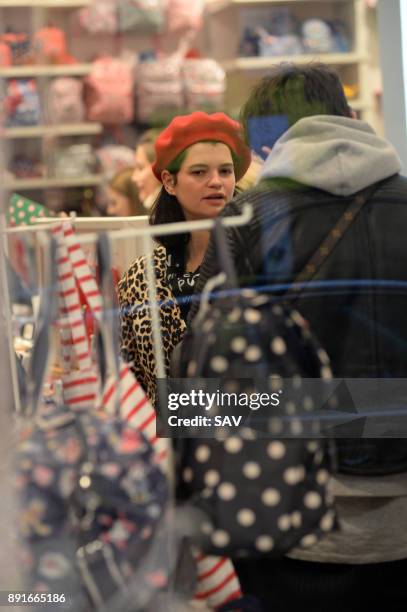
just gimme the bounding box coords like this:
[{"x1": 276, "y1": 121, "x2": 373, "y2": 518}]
[{"x1": 258, "y1": 115, "x2": 401, "y2": 196}]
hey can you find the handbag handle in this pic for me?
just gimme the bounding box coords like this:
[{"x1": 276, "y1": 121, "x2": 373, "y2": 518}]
[
  {"x1": 94, "y1": 233, "x2": 121, "y2": 396},
  {"x1": 26, "y1": 235, "x2": 59, "y2": 416},
  {"x1": 194, "y1": 219, "x2": 239, "y2": 321},
  {"x1": 212, "y1": 218, "x2": 239, "y2": 290}
]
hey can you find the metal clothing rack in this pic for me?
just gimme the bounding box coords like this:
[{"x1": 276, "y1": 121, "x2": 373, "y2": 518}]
[{"x1": 1, "y1": 203, "x2": 253, "y2": 413}]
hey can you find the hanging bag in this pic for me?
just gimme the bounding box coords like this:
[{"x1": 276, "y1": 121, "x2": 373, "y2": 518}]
[
  {"x1": 16, "y1": 233, "x2": 170, "y2": 610},
  {"x1": 173, "y1": 219, "x2": 337, "y2": 559}
]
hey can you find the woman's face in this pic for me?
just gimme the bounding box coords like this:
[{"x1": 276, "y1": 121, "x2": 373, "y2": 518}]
[
  {"x1": 106, "y1": 186, "x2": 133, "y2": 217},
  {"x1": 163, "y1": 142, "x2": 236, "y2": 221},
  {"x1": 132, "y1": 145, "x2": 160, "y2": 203}
]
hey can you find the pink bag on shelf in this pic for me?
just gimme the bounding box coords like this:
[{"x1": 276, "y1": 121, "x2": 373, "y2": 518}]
[
  {"x1": 164, "y1": 0, "x2": 204, "y2": 33},
  {"x1": 183, "y1": 58, "x2": 226, "y2": 112},
  {"x1": 136, "y1": 58, "x2": 184, "y2": 123},
  {"x1": 45, "y1": 77, "x2": 85, "y2": 125},
  {"x1": 85, "y1": 57, "x2": 135, "y2": 125},
  {"x1": 77, "y1": 0, "x2": 118, "y2": 34},
  {"x1": 0, "y1": 41, "x2": 12, "y2": 66}
]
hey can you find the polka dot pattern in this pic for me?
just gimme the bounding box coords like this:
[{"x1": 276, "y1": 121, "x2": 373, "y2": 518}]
[
  {"x1": 243, "y1": 462, "x2": 261, "y2": 479},
  {"x1": 267, "y1": 441, "x2": 286, "y2": 460},
  {"x1": 178, "y1": 290, "x2": 336, "y2": 557},
  {"x1": 210, "y1": 356, "x2": 228, "y2": 373},
  {"x1": 195, "y1": 445, "x2": 211, "y2": 463}
]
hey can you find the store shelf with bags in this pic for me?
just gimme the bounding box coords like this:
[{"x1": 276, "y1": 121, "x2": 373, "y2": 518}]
[
  {"x1": 203, "y1": 0, "x2": 379, "y2": 130},
  {"x1": 0, "y1": 0, "x2": 90, "y2": 6}
]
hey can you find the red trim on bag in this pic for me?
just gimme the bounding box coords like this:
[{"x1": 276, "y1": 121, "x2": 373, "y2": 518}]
[
  {"x1": 59, "y1": 319, "x2": 83, "y2": 330},
  {"x1": 198, "y1": 558, "x2": 227, "y2": 581},
  {"x1": 66, "y1": 393, "x2": 96, "y2": 405},
  {"x1": 63, "y1": 376, "x2": 98, "y2": 389},
  {"x1": 76, "y1": 274, "x2": 94, "y2": 283},
  {"x1": 156, "y1": 449, "x2": 168, "y2": 463},
  {"x1": 214, "y1": 589, "x2": 243, "y2": 609},
  {"x1": 194, "y1": 571, "x2": 237, "y2": 599},
  {"x1": 59, "y1": 272, "x2": 74, "y2": 282},
  {"x1": 139, "y1": 412, "x2": 155, "y2": 431},
  {"x1": 121, "y1": 381, "x2": 140, "y2": 404},
  {"x1": 59, "y1": 287, "x2": 77, "y2": 298},
  {"x1": 102, "y1": 382, "x2": 116, "y2": 405},
  {"x1": 60, "y1": 303, "x2": 81, "y2": 314},
  {"x1": 61, "y1": 335, "x2": 86, "y2": 347},
  {"x1": 68, "y1": 243, "x2": 81, "y2": 253},
  {"x1": 125, "y1": 396, "x2": 149, "y2": 422},
  {"x1": 72, "y1": 258, "x2": 87, "y2": 268}
]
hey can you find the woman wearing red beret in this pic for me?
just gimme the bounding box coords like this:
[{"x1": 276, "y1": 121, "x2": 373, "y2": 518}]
[{"x1": 118, "y1": 111, "x2": 251, "y2": 407}]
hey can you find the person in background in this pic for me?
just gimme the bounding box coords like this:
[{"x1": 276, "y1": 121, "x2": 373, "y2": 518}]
[
  {"x1": 185, "y1": 62, "x2": 407, "y2": 611},
  {"x1": 132, "y1": 129, "x2": 162, "y2": 210},
  {"x1": 106, "y1": 167, "x2": 146, "y2": 217},
  {"x1": 118, "y1": 111, "x2": 251, "y2": 407}
]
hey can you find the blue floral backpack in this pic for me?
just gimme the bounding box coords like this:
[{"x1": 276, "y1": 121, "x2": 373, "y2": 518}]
[
  {"x1": 16, "y1": 235, "x2": 172, "y2": 611},
  {"x1": 172, "y1": 220, "x2": 337, "y2": 559}
]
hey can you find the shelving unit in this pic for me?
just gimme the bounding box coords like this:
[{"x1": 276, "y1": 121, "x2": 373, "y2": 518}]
[
  {"x1": 204, "y1": 0, "x2": 379, "y2": 131},
  {"x1": 0, "y1": 63, "x2": 93, "y2": 78},
  {"x1": 0, "y1": 0, "x2": 102, "y2": 205},
  {"x1": 220, "y1": 51, "x2": 364, "y2": 72},
  {"x1": 4, "y1": 175, "x2": 103, "y2": 191},
  {"x1": 0, "y1": 0, "x2": 89, "y2": 6},
  {"x1": 3, "y1": 123, "x2": 103, "y2": 139}
]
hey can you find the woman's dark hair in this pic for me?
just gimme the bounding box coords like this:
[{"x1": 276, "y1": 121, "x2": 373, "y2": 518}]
[
  {"x1": 240, "y1": 62, "x2": 352, "y2": 143},
  {"x1": 149, "y1": 141, "x2": 239, "y2": 258}
]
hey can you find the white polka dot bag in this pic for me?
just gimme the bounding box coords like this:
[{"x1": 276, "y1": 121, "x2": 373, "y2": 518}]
[{"x1": 174, "y1": 221, "x2": 337, "y2": 558}]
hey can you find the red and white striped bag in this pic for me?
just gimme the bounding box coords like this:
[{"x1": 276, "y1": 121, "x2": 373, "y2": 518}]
[{"x1": 53, "y1": 221, "x2": 242, "y2": 610}]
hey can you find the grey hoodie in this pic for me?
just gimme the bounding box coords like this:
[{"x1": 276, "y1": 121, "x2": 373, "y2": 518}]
[
  {"x1": 258, "y1": 115, "x2": 401, "y2": 196},
  {"x1": 257, "y1": 116, "x2": 407, "y2": 564}
]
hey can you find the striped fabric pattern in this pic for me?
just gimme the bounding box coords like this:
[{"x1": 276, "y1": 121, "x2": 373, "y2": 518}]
[{"x1": 52, "y1": 221, "x2": 242, "y2": 610}]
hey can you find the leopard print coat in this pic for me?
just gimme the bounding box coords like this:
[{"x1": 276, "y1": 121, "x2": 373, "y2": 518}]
[{"x1": 117, "y1": 245, "x2": 186, "y2": 406}]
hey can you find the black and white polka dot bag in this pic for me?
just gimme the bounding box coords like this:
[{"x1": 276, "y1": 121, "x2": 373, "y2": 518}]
[{"x1": 174, "y1": 221, "x2": 337, "y2": 559}]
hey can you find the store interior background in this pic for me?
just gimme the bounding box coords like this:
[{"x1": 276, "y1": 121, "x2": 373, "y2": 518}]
[{"x1": 0, "y1": 0, "x2": 406, "y2": 589}]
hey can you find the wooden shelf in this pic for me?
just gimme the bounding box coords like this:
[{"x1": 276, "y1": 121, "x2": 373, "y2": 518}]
[
  {"x1": 5, "y1": 175, "x2": 103, "y2": 191},
  {"x1": 0, "y1": 0, "x2": 89, "y2": 6},
  {"x1": 221, "y1": 52, "x2": 364, "y2": 72},
  {"x1": 206, "y1": 0, "x2": 352, "y2": 13},
  {"x1": 0, "y1": 64, "x2": 93, "y2": 78},
  {"x1": 3, "y1": 123, "x2": 103, "y2": 139}
]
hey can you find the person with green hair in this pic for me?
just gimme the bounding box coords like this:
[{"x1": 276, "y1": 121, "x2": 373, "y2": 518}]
[{"x1": 185, "y1": 62, "x2": 407, "y2": 611}]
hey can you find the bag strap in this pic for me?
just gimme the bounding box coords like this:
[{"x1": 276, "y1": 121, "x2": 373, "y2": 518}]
[
  {"x1": 289, "y1": 181, "x2": 382, "y2": 300},
  {"x1": 94, "y1": 232, "x2": 121, "y2": 394},
  {"x1": 27, "y1": 235, "x2": 58, "y2": 416}
]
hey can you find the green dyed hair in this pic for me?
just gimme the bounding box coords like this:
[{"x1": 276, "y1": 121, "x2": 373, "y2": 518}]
[{"x1": 239, "y1": 62, "x2": 352, "y2": 143}]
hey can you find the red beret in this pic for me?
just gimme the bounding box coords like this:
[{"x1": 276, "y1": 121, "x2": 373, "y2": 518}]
[{"x1": 152, "y1": 111, "x2": 252, "y2": 182}]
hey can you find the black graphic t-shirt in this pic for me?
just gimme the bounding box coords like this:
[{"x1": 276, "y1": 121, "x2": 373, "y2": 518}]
[{"x1": 166, "y1": 252, "x2": 200, "y2": 321}]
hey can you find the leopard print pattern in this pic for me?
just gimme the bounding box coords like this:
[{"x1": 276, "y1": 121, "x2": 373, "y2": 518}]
[{"x1": 117, "y1": 245, "x2": 186, "y2": 407}]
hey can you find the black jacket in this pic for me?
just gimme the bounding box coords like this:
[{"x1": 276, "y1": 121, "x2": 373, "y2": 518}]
[
  {"x1": 190, "y1": 174, "x2": 407, "y2": 379},
  {"x1": 185, "y1": 174, "x2": 407, "y2": 474}
]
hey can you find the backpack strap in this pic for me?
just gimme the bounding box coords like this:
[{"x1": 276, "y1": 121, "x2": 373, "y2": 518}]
[{"x1": 289, "y1": 181, "x2": 383, "y2": 300}]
